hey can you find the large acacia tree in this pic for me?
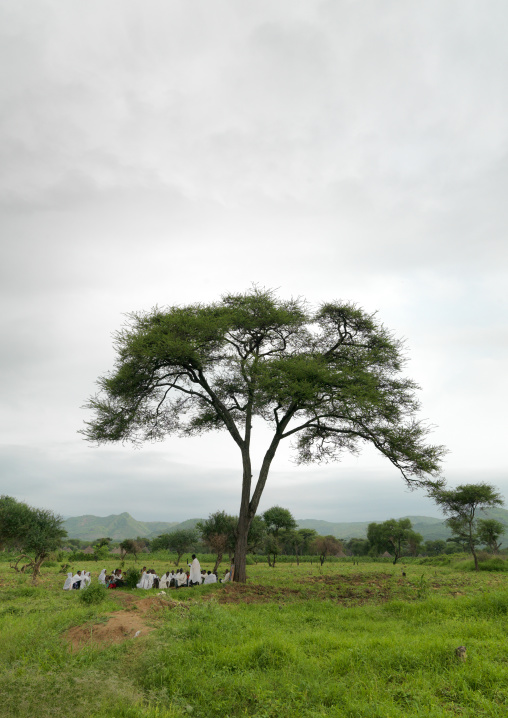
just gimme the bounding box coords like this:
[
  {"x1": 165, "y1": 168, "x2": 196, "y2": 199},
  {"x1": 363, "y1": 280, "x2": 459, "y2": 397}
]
[{"x1": 82, "y1": 288, "x2": 445, "y2": 582}]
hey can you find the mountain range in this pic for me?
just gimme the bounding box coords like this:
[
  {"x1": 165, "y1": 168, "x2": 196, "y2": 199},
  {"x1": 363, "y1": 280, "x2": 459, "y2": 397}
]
[{"x1": 63, "y1": 508, "x2": 508, "y2": 543}]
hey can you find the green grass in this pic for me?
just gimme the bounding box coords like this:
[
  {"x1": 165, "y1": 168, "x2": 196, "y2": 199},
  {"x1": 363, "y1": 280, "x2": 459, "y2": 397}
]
[{"x1": 1, "y1": 558, "x2": 508, "y2": 717}]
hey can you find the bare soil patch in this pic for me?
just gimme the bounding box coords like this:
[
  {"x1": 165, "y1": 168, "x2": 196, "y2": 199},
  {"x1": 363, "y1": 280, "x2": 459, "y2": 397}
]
[{"x1": 65, "y1": 594, "x2": 185, "y2": 651}]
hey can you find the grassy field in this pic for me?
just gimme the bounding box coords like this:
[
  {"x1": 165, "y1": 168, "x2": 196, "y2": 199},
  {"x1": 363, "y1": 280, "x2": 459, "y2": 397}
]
[{"x1": 1, "y1": 557, "x2": 508, "y2": 717}]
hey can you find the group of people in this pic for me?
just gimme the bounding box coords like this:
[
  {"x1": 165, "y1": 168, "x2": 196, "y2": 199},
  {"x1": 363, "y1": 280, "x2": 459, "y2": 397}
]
[
  {"x1": 62, "y1": 554, "x2": 233, "y2": 591},
  {"x1": 62, "y1": 570, "x2": 92, "y2": 590},
  {"x1": 137, "y1": 555, "x2": 227, "y2": 589}
]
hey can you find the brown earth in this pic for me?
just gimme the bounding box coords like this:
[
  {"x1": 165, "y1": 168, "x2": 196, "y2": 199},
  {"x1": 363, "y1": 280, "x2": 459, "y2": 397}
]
[
  {"x1": 202, "y1": 583, "x2": 302, "y2": 604},
  {"x1": 65, "y1": 594, "x2": 186, "y2": 651}
]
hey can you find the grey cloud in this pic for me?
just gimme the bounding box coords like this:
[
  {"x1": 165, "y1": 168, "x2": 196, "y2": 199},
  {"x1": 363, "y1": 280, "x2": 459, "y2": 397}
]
[{"x1": 1, "y1": 1, "x2": 507, "y2": 523}]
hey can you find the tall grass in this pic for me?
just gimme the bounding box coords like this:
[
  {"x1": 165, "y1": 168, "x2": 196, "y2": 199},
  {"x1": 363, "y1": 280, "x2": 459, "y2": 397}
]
[{"x1": 2, "y1": 560, "x2": 508, "y2": 716}]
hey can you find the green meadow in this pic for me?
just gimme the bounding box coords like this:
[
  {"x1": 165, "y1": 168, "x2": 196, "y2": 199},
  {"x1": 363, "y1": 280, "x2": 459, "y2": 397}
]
[{"x1": 1, "y1": 557, "x2": 508, "y2": 718}]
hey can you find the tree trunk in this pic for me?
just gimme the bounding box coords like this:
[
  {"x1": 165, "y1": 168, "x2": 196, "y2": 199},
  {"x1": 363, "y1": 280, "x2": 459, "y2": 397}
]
[
  {"x1": 233, "y1": 513, "x2": 251, "y2": 583},
  {"x1": 213, "y1": 551, "x2": 223, "y2": 574},
  {"x1": 233, "y1": 447, "x2": 253, "y2": 583}
]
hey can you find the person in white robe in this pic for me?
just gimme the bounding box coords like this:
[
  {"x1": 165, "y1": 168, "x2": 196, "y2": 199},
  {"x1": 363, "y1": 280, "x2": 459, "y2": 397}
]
[
  {"x1": 98, "y1": 569, "x2": 107, "y2": 585},
  {"x1": 71, "y1": 571, "x2": 82, "y2": 589},
  {"x1": 159, "y1": 571, "x2": 171, "y2": 589},
  {"x1": 188, "y1": 555, "x2": 201, "y2": 586},
  {"x1": 63, "y1": 572, "x2": 73, "y2": 590},
  {"x1": 174, "y1": 569, "x2": 186, "y2": 587},
  {"x1": 136, "y1": 570, "x2": 146, "y2": 588},
  {"x1": 143, "y1": 572, "x2": 154, "y2": 589}
]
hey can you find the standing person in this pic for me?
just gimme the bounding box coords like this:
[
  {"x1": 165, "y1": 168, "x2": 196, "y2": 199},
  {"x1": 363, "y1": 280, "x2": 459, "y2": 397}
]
[{"x1": 188, "y1": 554, "x2": 201, "y2": 586}]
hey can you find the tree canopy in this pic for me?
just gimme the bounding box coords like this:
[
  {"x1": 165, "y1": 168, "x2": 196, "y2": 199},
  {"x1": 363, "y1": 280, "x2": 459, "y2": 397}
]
[
  {"x1": 367, "y1": 518, "x2": 423, "y2": 564},
  {"x1": 430, "y1": 483, "x2": 504, "y2": 570},
  {"x1": 151, "y1": 528, "x2": 198, "y2": 565},
  {"x1": 82, "y1": 287, "x2": 445, "y2": 582},
  {"x1": 0, "y1": 495, "x2": 67, "y2": 583}
]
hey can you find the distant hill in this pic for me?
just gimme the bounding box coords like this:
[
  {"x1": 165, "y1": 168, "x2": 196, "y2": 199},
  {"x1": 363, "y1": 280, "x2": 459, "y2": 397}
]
[
  {"x1": 63, "y1": 512, "x2": 180, "y2": 541},
  {"x1": 296, "y1": 508, "x2": 508, "y2": 542},
  {"x1": 64, "y1": 507, "x2": 508, "y2": 543}
]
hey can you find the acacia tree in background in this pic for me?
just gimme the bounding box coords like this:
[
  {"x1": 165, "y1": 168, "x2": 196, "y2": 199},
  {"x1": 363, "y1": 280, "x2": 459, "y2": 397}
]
[
  {"x1": 367, "y1": 518, "x2": 422, "y2": 564},
  {"x1": 312, "y1": 535, "x2": 344, "y2": 565},
  {"x1": 151, "y1": 528, "x2": 198, "y2": 566},
  {"x1": 197, "y1": 511, "x2": 237, "y2": 572},
  {"x1": 477, "y1": 519, "x2": 505, "y2": 554},
  {"x1": 430, "y1": 483, "x2": 504, "y2": 570},
  {"x1": 82, "y1": 288, "x2": 445, "y2": 583},
  {"x1": 0, "y1": 495, "x2": 67, "y2": 584},
  {"x1": 119, "y1": 538, "x2": 142, "y2": 561},
  {"x1": 263, "y1": 506, "x2": 297, "y2": 567}
]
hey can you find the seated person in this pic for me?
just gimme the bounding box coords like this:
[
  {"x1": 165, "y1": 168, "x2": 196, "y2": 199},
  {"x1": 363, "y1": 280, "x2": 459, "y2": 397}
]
[
  {"x1": 71, "y1": 571, "x2": 82, "y2": 589},
  {"x1": 63, "y1": 572, "x2": 73, "y2": 590},
  {"x1": 159, "y1": 571, "x2": 171, "y2": 589}
]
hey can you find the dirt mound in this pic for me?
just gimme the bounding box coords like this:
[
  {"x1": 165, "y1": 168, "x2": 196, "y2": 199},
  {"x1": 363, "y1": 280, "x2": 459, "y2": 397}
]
[{"x1": 65, "y1": 594, "x2": 185, "y2": 651}]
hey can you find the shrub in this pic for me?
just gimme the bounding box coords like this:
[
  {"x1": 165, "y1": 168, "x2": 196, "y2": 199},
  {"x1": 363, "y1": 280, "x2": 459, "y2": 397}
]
[
  {"x1": 78, "y1": 582, "x2": 108, "y2": 605},
  {"x1": 124, "y1": 568, "x2": 141, "y2": 589}
]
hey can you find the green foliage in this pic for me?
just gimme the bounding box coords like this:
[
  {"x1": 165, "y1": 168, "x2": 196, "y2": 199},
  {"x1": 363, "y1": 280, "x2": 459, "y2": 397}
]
[
  {"x1": 78, "y1": 582, "x2": 109, "y2": 605},
  {"x1": 477, "y1": 518, "x2": 505, "y2": 553},
  {"x1": 0, "y1": 495, "x2": 67, "y2": 582},
  {"x1": 151, "y1": 529, "x2": 198, "y2": 565},
  {"x1": 431, "y1": 483, "x2": 504, "y2": 570},
  {"x1": 311, "y1": 534, "x2": 344, "y2": 565},
  {"x1": 82, "y1": 288, "x2": 446, "y2": 581},
  {"x1": 3, "y1": 560, "x2": 508, "y2": 716},
  {"x1": 367, "y1": 518, "x2": 422, "y2": 563},
  {"x1": 124, "y1": 567, "x2": 142, "y2": 588}
]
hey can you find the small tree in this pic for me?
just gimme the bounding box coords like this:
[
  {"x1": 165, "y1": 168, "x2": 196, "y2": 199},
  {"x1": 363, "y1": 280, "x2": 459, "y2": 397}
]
[
  {"x1": 346, "y1": 538, "x2": 370, "y2": 556},
  {"x1": 312, "y1": 535, "x2": 343, "y2": 565},
  {"x1": 151, "y1": 529, "x2": 198, "y2": 565},
  {"x1": 0, "y1": 496, "x2": 67, "y2": 583},
  {"x1": 430, "y1": 483, "x2": 504, "y2": 570},
  {"x1": 297, "y1": 528, "x2": 318, "y2": 556},
  {"x1": 424, "y1": 539, "x2": 447, "y2": 556},
  {"x1": 367, "y1": 518, "x2": 421, "y2": 564},
  {"x1": 120, "y1": 538, "x2": 142, "y2": 561},
  {"x1": 263, "y1": 506, "x2": 297, "y2": 567},
  {"x1": 477, "y1": 518, "x2": 505, "y2": 554},
  {"x1": 197, "y1": 511, "x2": 237, "y2": 572}
]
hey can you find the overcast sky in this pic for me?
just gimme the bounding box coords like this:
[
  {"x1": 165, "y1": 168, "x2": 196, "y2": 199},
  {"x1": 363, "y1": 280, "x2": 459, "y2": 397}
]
[{"x1": 1, "y1": 1, "x2": 507, "y2": 524}]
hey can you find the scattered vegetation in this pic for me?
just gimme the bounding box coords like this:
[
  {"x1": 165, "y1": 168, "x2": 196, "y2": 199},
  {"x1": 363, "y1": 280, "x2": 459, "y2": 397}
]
[{"x1": 1, "y1": 555, "x2": 508, "y2": 717}]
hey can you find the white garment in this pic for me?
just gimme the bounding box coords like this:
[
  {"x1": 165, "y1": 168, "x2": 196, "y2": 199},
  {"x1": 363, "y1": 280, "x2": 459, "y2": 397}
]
[
  {"x1": 176, "y1": 572, "x2": 187, "y2": 586},
  {"x1": 98, "y1": 569, "x2": 106, "y2": 585},
  {"x1": 142, "y1": 573, "x2": 154, "y2": 589},
  {"x1": 159, "y1": 573, "x2": 171, "y2": 588},
  {"x1": 71, "y1": 573, "x2": 82, "y2": 588},
  {"x1": 136, "y1": 571, "x2": 146, "y2": 589},
  {"x1": 63, "y1": 572, "x2": 73, "y2": 590},
  {"x1": 189, "y1": 558, "x2": 201, "y2": 584}
]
